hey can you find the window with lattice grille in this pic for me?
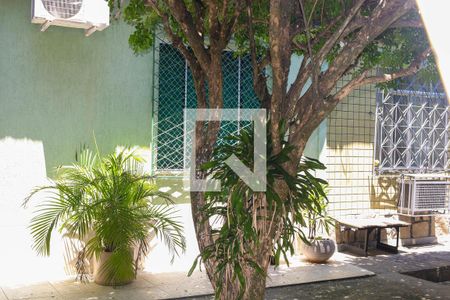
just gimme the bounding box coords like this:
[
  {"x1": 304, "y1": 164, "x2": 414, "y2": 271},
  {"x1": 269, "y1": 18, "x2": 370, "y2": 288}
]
[
  {"x1": 153, "y1": 43, "x2": 260, "y2": 173},
  {"x1": 375, "y1": 88, "x2": 450, "y2": 173}
]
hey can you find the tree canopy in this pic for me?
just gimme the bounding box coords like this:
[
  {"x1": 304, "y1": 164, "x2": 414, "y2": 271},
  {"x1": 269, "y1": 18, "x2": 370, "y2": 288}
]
[
  {"x1": 108, "y1": 1, "x2": 436, "y2": 299},
  {"x1": 111, "y1": 0, "x2": 435, "y2": 162}
]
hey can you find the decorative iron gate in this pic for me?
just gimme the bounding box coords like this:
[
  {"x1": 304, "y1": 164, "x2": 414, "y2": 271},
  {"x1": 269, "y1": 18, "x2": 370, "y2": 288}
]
[
  {"x1": 374, "y1": 82, "x2": 450, "y2": 174},
  {"x1": 151, "y1": 37, "x2": 260, "y2": 174}
]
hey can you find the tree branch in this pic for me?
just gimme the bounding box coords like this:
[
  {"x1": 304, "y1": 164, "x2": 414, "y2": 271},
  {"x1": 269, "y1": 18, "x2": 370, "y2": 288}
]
[
  {"x1": 319, "y1": 0, "x2": 416, "y2": 96},
  {"x1": 343, "y1": 13, "x2": 422, "y2": 37},
  {"x1": 298, "y1": 0, "x2": 318, "y2": 98},
  {"x1": 283, "y1": 0, "x2": 364, "y2": 120},
  {"x1": 391, "y1": 17, "x2": 423, "y2": 29},
  {"x1": 145, "y1": 1, "x2": 198, "y2": 69},
  {"x1": 287, "y1": 0, "x2": 419, "y2": 167},
  {"x1": 166, "y1": 0, "x2": 211, "y2": 70},
  {"x1": 328, "y1": 47, "x2": 432, "y2": 104},
  {"x1": 284, "y1": 56, "x2": 312, "y2": 120},
  {"x1": 314, "y1": 0, "x2": 365, "y2": 73},
  {"x1": 206, "y1": 1, "x2": 221, "y2": 53},
  {"x1": 269, "y1": 0, "x2": 292, "y2": 153},
  {"x1": 220, "y1": 1, "x2": 245, "y2": 49},
  {"x1": 246, "y1": 0, "x2": 271, "y2": 107},
  {"x1": 192, "y1": 0, "x2": 206, "y2": 37}
]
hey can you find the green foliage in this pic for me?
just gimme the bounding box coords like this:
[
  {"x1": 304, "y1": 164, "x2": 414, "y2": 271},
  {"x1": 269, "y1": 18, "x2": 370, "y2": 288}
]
[
  {"x1": 189, "y1": 122, "x2": 328, "y2": 298},
  {"x1": 24, "y1": 148, "x2": 185, "y2": 285},
  {"x1": 109, "y1": 0, "x2": 161, "y2": 54},
  {"x1": 105, "y1": 0, "x2": 437, "y2": 295},
  {"x1": 111, "y1": 0, "x2": 435, "y2": 85},
  {"x1": 303, "y1": 184, "x2": 333, "y2": 241},
  {"x1": 124, "y1": 1, "x2": 161, "y2": 54},
  {"x1": 358, "y1": 26, "x2": 438, "y2": 89}
]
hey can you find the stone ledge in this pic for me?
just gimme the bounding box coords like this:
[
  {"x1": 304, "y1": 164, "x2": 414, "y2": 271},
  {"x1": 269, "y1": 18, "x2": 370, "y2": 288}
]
[{"x1": 400, "y1": 236, "x2": 438, "y2": 246}]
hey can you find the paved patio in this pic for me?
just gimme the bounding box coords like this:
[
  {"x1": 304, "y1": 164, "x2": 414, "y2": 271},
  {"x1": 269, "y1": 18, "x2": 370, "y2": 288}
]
[
  {"x1": 0, "y1": 257, "x2": 373, "y2": 300},
  {"x1": 193, "y1": 237, "x2": 450, "y2": 299},
  {"x1": 260, "y1": 239, "x2": 450, "y2": 300},
  {"x1": 1, "y1": 238, "x2": 449, "y2": 300}
]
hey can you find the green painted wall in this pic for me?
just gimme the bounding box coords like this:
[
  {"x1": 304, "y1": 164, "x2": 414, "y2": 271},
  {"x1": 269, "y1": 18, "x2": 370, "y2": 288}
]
[
  {"x1": 0, "y1": 0, "x2": 153, "y2": 175},
  {"x1": 0, "y1": 0, "x2": 327, "y2": 187}
]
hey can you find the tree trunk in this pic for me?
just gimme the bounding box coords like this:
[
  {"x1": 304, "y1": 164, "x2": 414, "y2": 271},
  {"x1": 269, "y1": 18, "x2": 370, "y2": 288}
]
[
  {"x1": 190, "y1": 191, "x2": 217, "y2": 286},
  {"x1": 153, "y1": 0, "x2": 429, "y2": 297},
  {"x1": 189, "y1": 52, "x2": 225, "y2": 290},
  {"x1": 219, "y1": 261, "x2": 268, "y2": 300},
  {"x1": 245, "y1": 270, "x2": 267, "y2": 299}
]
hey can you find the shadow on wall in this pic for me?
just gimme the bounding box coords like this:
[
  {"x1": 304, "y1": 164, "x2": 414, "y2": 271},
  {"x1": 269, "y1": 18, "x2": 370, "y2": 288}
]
[
  {"x1": 369, "y1": 176, "x2": 398, "y2": 210},
  {"x1": 325, "y1": 80, "x2": 386, "y2": 216}
]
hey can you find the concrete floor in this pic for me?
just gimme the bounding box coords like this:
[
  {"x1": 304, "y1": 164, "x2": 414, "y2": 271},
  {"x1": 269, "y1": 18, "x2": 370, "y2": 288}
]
[
  {"x1": 192, "y1": 239, "x2": 450, "y2": 300},
  {"x1": 264, "y1": 275, "x2": 450, "y2": 300},
  {"x1": 0, "y1": 258, "x2": 372, "y2": 299},
  {"x1": 1, "y1": 239, "x2": 449, "y2": 300},
  {"x1": 261, "y1": 243, "x2": 450, "y2": 300}
]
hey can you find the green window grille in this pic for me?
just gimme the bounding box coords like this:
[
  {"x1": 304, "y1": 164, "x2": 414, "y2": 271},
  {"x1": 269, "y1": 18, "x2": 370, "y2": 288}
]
[{"x1": 152, "y1": 42, "x2": 260, "y2": 174}]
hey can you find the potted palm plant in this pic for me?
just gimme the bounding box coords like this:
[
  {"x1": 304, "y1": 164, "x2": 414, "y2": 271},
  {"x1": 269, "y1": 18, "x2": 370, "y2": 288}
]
[
  {"x1": 300, "y1": 186, "x2": 335, "y2": 263},
  {"x1": 24, "y1": 148, "x2": 185, "y2": 286}
]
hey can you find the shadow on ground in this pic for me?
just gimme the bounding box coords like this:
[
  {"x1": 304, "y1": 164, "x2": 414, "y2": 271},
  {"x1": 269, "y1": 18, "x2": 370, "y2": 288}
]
[{"x1": 190, "y1": 246, "x2": 450, "y2": 300}]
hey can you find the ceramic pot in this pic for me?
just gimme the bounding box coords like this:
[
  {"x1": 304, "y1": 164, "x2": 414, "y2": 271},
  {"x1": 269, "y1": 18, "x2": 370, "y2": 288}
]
[
  {"x1": 94, "y1": 251, "x2": 134, "y2": 286},
  {"x1": 301, "y1": 239, "x2": 335, "y2": 263}
]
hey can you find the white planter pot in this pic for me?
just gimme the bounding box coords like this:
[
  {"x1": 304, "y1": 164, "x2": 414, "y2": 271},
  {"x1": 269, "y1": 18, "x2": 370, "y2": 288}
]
[{"x1": 301, "y1": 239, "x2": 336, "y2": 263}]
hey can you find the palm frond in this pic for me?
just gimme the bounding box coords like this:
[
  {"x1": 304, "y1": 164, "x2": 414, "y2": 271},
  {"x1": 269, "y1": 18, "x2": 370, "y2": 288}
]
[{"x1": 25, "y1": 147, "x2": 185, "y2": 282}]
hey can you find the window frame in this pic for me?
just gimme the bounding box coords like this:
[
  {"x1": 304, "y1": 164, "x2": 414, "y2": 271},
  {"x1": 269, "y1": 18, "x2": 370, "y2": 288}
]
[{"x1": 374, "y1": 88, "x2": 450, "y2": 174}]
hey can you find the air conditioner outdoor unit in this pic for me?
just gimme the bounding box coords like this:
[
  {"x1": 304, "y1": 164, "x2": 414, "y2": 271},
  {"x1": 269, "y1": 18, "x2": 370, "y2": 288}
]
[
  {"x1": 31, "y1": 0, "x2": 110, "y2": 36},
  {"x1": 398, "y1": 174, "x2": 450, "y2": 216}
]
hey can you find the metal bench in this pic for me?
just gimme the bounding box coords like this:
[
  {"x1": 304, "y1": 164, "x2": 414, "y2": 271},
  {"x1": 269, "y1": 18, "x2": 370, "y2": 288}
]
[{"x1": 335, "y1": 216, "x2": 410, "y2": 256}]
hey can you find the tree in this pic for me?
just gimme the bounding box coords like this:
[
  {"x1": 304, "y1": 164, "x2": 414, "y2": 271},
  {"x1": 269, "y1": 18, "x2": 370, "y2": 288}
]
[{"x1": 110, "y1": 0, "x2": 436, "y2": 298}]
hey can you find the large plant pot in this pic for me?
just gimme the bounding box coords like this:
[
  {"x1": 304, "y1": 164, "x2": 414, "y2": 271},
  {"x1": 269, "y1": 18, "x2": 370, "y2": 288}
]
[
  {"x1": 94, "y1": 251, "x2": 134, "y2": 286},
  {"x1": 301, "y1": 239, "x2": 335, "y2": 263}
]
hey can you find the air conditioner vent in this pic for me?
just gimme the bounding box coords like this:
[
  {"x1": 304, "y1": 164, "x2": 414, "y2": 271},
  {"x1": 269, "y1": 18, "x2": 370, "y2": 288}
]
[
  {"x1": 398, "y1": 174, "x2": 450, "y2": 216},
  {"x1": 42, "y1": 0, "x2": 82, "y2": 19},
  {"x1": 415, "y1": 183, "x2": 447, "y2": 210}
]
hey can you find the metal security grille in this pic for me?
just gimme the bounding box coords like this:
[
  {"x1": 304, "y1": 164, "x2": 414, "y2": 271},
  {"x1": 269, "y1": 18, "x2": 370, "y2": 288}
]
[
  {"x1": 42, "y1": 0, "x2": 82, "y2": 19},
  {"x1": 375, "y1": 82, "x2": 450, "y2": 174},
  {"x1": 151, "y1": 37, "x2": 260, "y2": 174}
]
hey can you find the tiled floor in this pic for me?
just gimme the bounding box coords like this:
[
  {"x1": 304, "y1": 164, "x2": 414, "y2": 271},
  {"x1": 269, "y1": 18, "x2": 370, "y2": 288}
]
[
  {"x1": 0, "y1": 258, "x2": 373, "y2": 300},
  {"x1": 2, "y1": 238, "x2": 450, "y2": 300},
  {"x1": 257, "y1": 239, "x2": 450, "y2": 300}
]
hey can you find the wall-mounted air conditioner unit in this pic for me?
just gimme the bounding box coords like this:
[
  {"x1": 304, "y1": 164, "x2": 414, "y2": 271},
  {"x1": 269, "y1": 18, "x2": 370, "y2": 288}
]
[
  {"x1": 398, "y1": 174, "x2": 450, "y2": 216},
  {"x1": 31, "y1": 0, "x2": 110, "y2": 36}
]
